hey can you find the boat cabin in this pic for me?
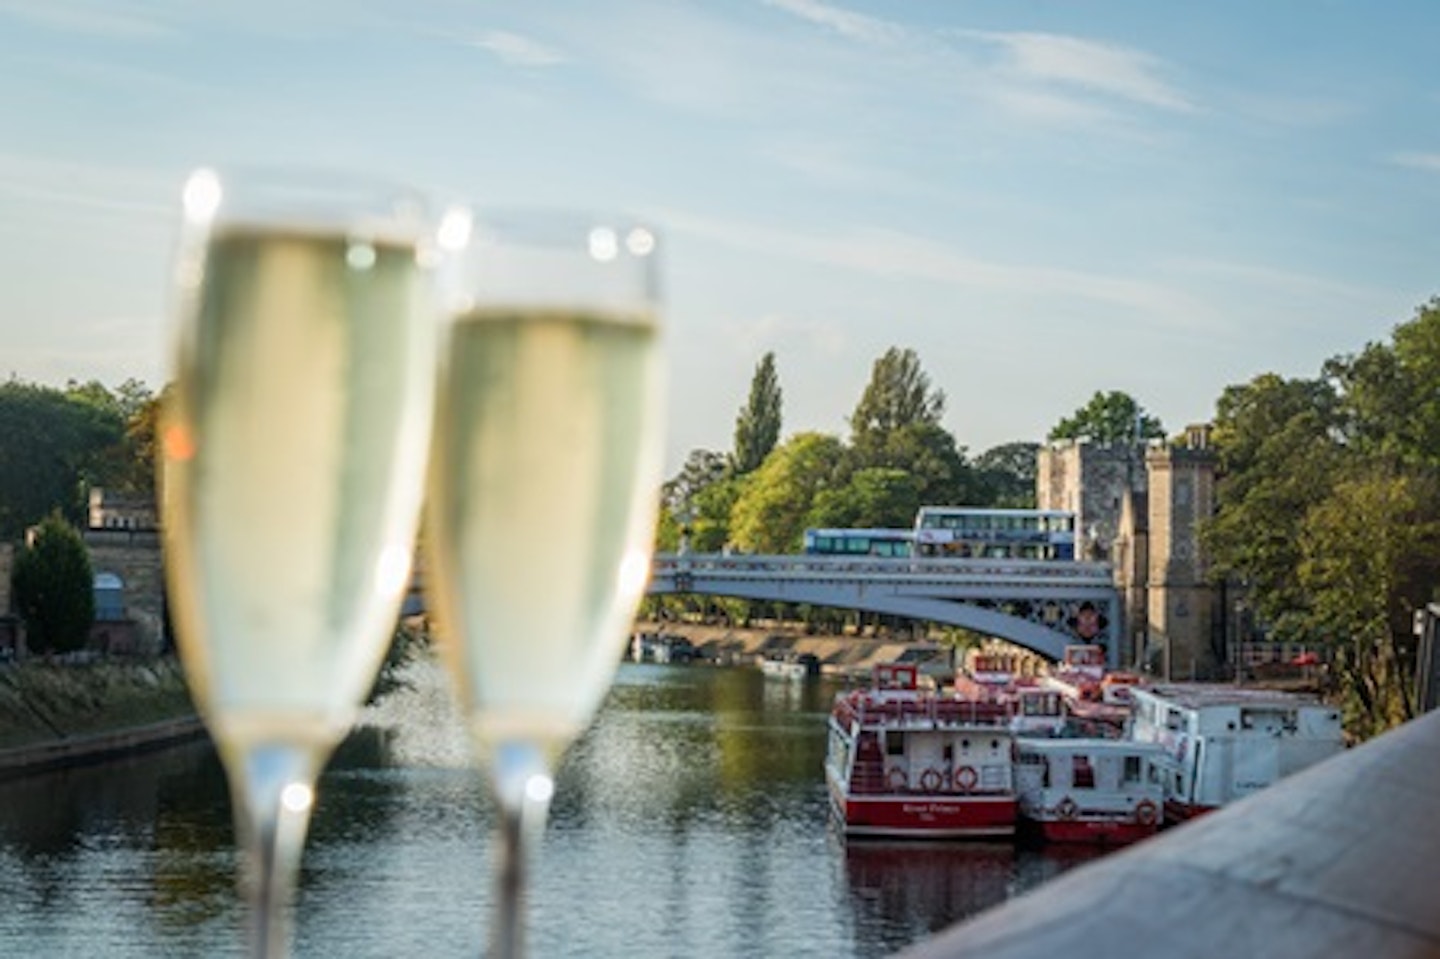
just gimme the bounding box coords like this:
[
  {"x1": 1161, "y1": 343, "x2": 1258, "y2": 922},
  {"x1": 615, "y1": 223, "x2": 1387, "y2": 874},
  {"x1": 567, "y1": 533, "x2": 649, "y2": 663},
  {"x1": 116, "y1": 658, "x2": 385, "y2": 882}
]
[
  {"x1": 1128, "y1": 684, "x2": 1344, "y2": 820},
  {"x1": 1014, "y1": 738, "x2": 1166, "y2": 844}
]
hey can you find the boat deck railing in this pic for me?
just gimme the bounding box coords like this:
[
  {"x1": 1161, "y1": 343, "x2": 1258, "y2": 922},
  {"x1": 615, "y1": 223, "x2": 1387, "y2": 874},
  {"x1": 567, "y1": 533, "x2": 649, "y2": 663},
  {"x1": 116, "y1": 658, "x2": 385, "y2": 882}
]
[{"x1": 835, "y1": 694, "x2": 1012, "y2": 731}]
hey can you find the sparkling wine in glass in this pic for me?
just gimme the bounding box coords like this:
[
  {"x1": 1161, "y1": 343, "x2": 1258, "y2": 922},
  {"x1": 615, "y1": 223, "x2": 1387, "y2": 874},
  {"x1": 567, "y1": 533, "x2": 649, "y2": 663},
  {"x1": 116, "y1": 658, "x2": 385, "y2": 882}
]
[
  {"x1": 424, "y1": 210, "x2": 665, "y2": 958},
  {"x1": 158, "y1": 167, "x2": 444, "y2": 957}
]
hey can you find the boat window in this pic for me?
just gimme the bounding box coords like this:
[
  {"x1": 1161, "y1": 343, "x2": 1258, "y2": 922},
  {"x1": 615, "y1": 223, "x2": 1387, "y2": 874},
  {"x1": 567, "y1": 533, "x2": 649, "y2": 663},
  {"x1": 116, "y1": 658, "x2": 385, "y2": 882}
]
[
  {"x1": 1072, "y1": 756, "x2": 1095, "y2": 789},
  {"x1": 1123, "y1": 755, "x2": 1141, "y2": 783},
  {"x1": 1166, "y1": 708, "x2": 1184, "y2": 731},
  {"x1": 885, "y1": 731, "x2": 905, "y2": 756}
]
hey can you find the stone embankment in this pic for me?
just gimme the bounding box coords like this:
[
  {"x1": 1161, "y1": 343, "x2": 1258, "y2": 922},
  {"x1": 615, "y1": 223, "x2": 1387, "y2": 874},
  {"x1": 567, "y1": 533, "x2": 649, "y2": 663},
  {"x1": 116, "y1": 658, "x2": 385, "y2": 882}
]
[{"x1": 0, "y1": 657, "x2": 204, "y2": 778}]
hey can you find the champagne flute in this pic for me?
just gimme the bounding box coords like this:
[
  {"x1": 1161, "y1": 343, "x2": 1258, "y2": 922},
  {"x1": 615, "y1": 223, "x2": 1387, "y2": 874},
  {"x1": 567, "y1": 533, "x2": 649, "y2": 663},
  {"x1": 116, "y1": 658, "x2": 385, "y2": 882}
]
[
  {"x1": 424, "y1": 209, "x2": 665, "y2": 958},
  {"x1": 158, "y1": 167, "x2": 444, "y2": 957}
]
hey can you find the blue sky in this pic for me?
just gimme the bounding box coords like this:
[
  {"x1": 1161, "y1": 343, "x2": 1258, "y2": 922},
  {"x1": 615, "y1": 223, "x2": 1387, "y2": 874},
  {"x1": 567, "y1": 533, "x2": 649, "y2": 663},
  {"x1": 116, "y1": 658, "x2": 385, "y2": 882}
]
[{"x1": 2, "y1": 0, "x2": 1438, "y2": 472}]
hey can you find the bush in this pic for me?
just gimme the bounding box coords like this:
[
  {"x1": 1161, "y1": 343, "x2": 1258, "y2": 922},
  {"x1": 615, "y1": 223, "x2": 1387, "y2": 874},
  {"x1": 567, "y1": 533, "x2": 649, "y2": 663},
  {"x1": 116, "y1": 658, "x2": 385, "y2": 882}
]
[{"x1": 12, "y1": 512, "x2": 95, "y2": 654}]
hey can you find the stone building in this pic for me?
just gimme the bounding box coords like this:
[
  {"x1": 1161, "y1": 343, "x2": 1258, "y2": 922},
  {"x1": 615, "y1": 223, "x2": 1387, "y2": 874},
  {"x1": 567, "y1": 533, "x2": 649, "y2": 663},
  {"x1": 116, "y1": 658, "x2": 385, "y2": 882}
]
[
  {"x1": 1036, "y1": 440, "x2": 1149, "y2": 561},
  {"x1": 84, "y1": 489, "x2": 166, "y2": 655},
  {"x1": 1039, "y1": 427, "x2": 1223, "y2": 679},
  {"x1": 1141, "y1": 425, "x2": 1221, "y2": 679}
]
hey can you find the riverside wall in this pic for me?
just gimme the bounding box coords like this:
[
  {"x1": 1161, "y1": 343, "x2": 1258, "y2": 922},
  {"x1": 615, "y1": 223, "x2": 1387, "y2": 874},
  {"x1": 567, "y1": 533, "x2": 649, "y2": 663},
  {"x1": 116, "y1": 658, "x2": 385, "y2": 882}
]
[{"x1": 0, "y1": 657, "x2": 201, "y2": 778}]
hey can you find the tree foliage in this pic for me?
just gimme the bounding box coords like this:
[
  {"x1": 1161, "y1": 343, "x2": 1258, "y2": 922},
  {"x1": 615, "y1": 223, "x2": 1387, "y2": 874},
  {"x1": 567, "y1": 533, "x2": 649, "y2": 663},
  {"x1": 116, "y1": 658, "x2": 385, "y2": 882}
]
[
  {"x1": 0, "y1": 378, "x2": 155, "y2": 539},
  {"x1": 12, "y1": 512, "x2": 95, "y2": 654},
  {"x1": 1203, "y1": 374, "x2": 1344, "y2": 632},
  {"x1": 732, "y1": 352, "x2": 782, "y2": 476},
  {"x1": 849, "y1": 347, "x2": 945, "y2": 450},
  {"x1": 1297, "y1": 469, "x2": 1440, "y2": 738},
  {"x1": 729, "y1": 433, "x2": 847, "y2": 553},
  {"x1": 971, "y1": 442, "x2": 1039, "y2": 508},
  {"x1": 1048, "y1": 390, "x2": 1164, "y2": 444},
  {"x1": 662, "y1": 448, "x2": 729, "y2": 513},
  {"x1": 1205, "y1": 299, "x2": 1440, "y2": 740},
  {"x1": 808, "y1": 467, "x2": 923, "y2": 530}
]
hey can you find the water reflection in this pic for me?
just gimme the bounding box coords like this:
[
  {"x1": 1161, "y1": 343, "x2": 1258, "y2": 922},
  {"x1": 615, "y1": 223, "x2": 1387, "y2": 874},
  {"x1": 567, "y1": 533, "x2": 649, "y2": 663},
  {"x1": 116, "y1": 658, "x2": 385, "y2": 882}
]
[{"x1": 0, "y1": 662, "x2": 1116, "y2": 957}]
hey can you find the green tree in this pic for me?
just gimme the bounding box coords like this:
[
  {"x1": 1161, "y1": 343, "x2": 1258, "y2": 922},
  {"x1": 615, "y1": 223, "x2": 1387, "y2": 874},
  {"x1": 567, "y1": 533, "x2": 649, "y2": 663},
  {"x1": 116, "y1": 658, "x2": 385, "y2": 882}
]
[
  {"x1": 0, "y1": 379, "x2": 127, "y2": 537},
  {"x1": 729, "y1": 433, "x2": 847, "y2": 553},
  {"x1": 849, "y1": 347, "x2": 945, "y2": 450},
  {"x1": 808, "y1": 467, "x2": 923, "y2": 530},
  {"x1": 12, "y1": 512, "x2": 96, "y2": 654},
  {"x1": 662, "y1": 449, "x2": 729, "y2": 512},
  {"x1": 1297, "y1": 469, "x2": 1440, "y2": 738},
  {"x1": 1326, "y1": 296, "x2": 1440, "y2": 471},
  {"x1": 732, "y1": 352, "x2": 782, "y2": 475},
  {"x1": 971, "y1": 441, "x2": 1039, "y2": 507},
  {"x1": 1048, "y1": 390, "x2": 1163, "y2": 444},
  {"x1": 690, "y1": 474, "x2": 748, "y2": 553},
  {"x1": 1203, "y1": 374, "x2": 1344, "y2": 636}
]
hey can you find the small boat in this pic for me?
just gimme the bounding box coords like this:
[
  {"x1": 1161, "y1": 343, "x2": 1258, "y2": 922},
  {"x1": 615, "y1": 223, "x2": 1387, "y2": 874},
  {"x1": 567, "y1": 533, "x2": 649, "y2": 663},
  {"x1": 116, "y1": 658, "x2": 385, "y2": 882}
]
[
  {"x1": 825, "y1": 663, "x2": 1017, "y2": 839},
  {"x1": 1014, "y1": 737, "x2": 1166, "y2": 845},
  {"x1": 760, "y1": 651, "x2": 820, "y2": 680},
  {"x1": 1127, "y1": 683, "x2": 1344, "y2": 822}
]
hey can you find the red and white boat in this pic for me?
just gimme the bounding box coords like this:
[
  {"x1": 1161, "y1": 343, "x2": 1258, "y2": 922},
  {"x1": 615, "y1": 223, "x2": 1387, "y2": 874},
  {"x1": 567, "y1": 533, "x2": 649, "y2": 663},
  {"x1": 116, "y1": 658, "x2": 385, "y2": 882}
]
[
  {"x1": 826, "y1": 663, "x2": 1017, "y2": 839},
  {"x1": 1014, "y1": 737, "x2": 1166, "y2": 845},
  {"x1": 1127, "y1": 683, "x2": 1345, "y2": 822},
  {"x1": 1040, "y1": 644, "x2": 1141, "y2": 736}
]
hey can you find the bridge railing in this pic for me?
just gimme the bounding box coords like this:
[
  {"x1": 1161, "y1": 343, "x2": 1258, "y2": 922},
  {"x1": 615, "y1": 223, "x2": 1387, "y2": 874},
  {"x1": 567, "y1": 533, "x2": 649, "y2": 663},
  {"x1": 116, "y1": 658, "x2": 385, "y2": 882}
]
[{"x1": 652, "y1": 553, "x2": 1114, "y2": 585}]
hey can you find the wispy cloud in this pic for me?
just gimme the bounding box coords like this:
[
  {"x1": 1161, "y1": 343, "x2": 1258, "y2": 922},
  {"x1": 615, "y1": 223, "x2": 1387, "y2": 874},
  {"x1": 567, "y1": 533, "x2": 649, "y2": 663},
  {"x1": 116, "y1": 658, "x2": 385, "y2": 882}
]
[
  {"x1": 0, "y1": 152, "x2": 172, "y2": 218},
  {"x1": 1164, "y1": 256, "x2": 1389, "y2": 308},
  {"x1": 469, "y1": 30, "x2": 566, "y2": 68},
  {"x1": 1390, "y1": 151, "x2": 1440, "y2": 173},
  {"x1": 762, "y1": 0, "x2": 904, "y2": 45},
  {"x1": 732, "y1": 311, "x2": 850, "y2": 357},
  {"x1": 0, "y1": 0, "x2": 176, "y2": 39},
  {"x1": 660, "y1": 207, "x2": 1204, "y2": 324},
  {"x1": 963, "y1": 30, "x2": 1194, "y2": 113}
]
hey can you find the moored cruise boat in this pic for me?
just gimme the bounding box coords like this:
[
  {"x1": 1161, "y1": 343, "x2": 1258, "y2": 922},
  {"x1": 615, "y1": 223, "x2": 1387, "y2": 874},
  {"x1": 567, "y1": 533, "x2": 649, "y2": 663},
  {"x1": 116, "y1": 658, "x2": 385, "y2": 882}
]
[
  {"x1": 1014, "y1": 738, "x2": 1167, "y2": 845},
  {"x1": 1127, "y1": 683, "x2": 1345, "y2": 823},
  {"x1": 825, "y1": 663, "x2": 1017, "y2": 839}
]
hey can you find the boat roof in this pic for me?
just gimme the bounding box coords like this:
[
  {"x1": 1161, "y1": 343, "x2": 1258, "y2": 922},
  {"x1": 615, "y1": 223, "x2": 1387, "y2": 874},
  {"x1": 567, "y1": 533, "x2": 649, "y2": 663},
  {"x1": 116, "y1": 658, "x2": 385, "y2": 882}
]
[
  {"x1": 1133, "y1": 682, "x2": 1325, "y2": 710},
  {"x1": 1017, "y1": 737, "x2": 1167, "y2": 757}
]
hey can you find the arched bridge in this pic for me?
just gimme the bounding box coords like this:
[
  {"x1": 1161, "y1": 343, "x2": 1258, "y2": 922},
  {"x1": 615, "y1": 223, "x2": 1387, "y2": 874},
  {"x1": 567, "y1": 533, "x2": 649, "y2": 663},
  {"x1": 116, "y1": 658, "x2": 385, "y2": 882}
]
[{"x1": 649, "y1": 553, "x2": 1123, "y2": 667}]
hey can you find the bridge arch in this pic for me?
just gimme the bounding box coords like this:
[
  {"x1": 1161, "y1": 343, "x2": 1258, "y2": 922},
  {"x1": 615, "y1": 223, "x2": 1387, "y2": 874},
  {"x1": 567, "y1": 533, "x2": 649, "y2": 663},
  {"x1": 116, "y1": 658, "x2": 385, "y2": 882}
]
[{"x1": 648, "y1": 554, "x2": 1123, "y2": 666}]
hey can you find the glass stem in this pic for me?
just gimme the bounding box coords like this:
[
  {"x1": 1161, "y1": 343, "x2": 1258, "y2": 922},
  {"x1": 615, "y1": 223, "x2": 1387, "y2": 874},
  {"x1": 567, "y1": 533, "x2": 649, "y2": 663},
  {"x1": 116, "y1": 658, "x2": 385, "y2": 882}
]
[
  {"x1": 232, "y1": 744, "x2": 320, "y2": 959},
  {"x1": 489, "y1": 741, "x2": 554, "y2": 959}
]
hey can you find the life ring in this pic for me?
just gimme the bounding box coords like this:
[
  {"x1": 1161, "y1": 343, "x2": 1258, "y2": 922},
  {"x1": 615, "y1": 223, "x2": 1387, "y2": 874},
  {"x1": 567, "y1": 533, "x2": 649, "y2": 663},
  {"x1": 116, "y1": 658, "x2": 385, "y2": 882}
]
[
  {"x1": 920, "y1": 768, "x2": 943, "y2": 792},
  {"x1": 1056, "y1": 797, "x2": 1078, "y2": 821},
  {"x1": 1135, "y1": 799, "x2": 1159, "y2": 826},
  {"x1": 885, "y1": 766, "x2": 908, "y2": 791},
  {"x1": 954, "y1": 765, "x2": 978, "y2": 792}
]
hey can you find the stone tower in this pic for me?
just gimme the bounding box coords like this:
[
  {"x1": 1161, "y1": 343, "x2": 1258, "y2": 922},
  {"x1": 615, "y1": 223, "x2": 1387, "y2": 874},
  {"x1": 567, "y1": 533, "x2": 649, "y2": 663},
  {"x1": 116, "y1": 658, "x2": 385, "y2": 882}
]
[
  {"x1": 1144, "y1": 424, "x2": 1220, "y2": 679},
  {"x1": 1036, "y1": 440, "x2": 1148, "y2": 561}
]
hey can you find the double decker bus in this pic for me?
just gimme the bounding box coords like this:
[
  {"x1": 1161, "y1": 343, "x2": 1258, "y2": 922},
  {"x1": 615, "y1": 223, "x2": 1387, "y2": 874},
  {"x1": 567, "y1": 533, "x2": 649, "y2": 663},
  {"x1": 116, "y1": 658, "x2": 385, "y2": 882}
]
[
  {"x1": 802, "y1": 527, "x2": 914, "y2": 558},
  {"x1": 912, "y1": 507, "x2": 1077, "y2": 560}
]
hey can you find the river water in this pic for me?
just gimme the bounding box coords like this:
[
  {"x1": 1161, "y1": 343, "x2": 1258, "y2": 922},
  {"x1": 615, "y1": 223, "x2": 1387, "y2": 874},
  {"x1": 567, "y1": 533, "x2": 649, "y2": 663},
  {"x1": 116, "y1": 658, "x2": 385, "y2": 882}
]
[{"x1": 0, "y1": 662, "x2": 1112, "y2": 958}]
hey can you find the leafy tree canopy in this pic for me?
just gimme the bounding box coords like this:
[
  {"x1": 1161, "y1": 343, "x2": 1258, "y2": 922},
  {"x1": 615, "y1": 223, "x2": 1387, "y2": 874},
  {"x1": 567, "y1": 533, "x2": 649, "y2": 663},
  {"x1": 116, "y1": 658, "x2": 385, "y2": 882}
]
[
  {"x1": 849, "y1": 347, "x2": 945, "y2": 450},
  {"x1": 972, "y1": 441, "x2": 1039, "y2": 508},
  {"x1": 1047, "y1": 390, "x2": 1163, "y2": 445},
  {"x1": 732, "y1": 352, "x2": 782, "y2": 476},
  {"x1": 729, "y1": 432, "x2": 848, "y2": 553},
  {"x1": 807, "y1": 467, "x2": 923, "y2": 531},
  {"x1": 0, "y1": 378, "x2": 135, "y2": 538},
  {"x1": 12, "y1": 511, "x2": 95, "y2": 654},
  {"x1": 662, "y1": 448, "x2": 729, "y2": 513}
]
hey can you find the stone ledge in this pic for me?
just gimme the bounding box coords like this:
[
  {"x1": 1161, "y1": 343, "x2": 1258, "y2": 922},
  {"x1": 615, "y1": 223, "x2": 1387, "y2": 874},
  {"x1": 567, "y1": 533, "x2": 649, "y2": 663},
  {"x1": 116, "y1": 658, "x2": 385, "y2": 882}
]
[{"x1": 0, "y1": 714, "x2": 207, "y2": 780}]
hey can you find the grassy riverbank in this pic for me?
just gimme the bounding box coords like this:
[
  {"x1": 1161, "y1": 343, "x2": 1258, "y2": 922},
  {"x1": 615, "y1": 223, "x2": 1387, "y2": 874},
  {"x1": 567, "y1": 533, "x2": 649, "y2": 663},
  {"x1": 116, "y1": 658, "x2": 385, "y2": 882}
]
[{"x1": 0, "y1": 658, "x2": 196, "y2": 751}]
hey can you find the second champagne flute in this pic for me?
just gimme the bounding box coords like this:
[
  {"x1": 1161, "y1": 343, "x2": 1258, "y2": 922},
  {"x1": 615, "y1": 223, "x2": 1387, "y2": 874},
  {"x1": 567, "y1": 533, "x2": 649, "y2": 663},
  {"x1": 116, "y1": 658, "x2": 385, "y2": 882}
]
[{"x1": 424, "y1": 209, "x2": 665, "y2": 958}]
